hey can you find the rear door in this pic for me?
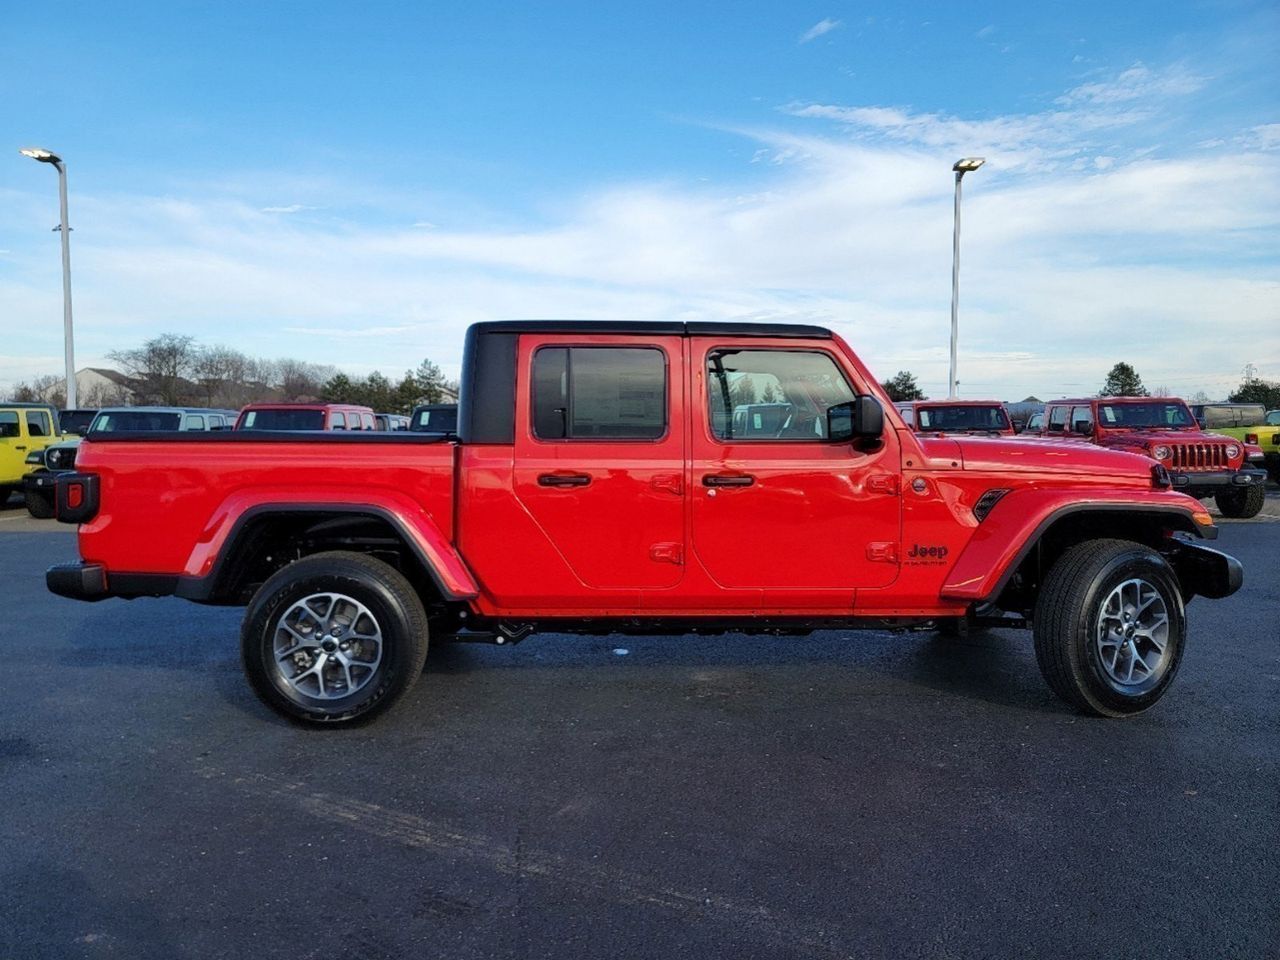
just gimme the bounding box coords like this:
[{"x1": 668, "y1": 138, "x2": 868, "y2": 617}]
[
  {"x1": 512, "y1": 334, "x2": 686, "y2": 589},
  {"x1": 689, "y1": 338, "x2": 901, "y2": 594},
  {"x1": 0, "y1": 409, "x2": 26, "y2": 483}
]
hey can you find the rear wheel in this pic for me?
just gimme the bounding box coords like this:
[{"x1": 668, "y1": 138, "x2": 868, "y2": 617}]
[
  {"x1": 25, "y1": 487, "x2": 54, "y2": 519},
  {"x1": 1214, "y1": 484, "x2": 1265, "y2": 519},
  {"x1": 1033, "y1": 539, "x2": 1185, "y2": 717},
  {"x1": 241, "y1": 551, "x2": 429, "y2": 726},
  {"x1": 0, "y1": 485, "x2": 14, "y2": 507}
]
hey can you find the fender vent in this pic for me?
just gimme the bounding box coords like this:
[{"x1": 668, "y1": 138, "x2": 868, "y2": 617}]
[{"x1": 973, "y1": 488, "x2": 1010, "y2": 523}]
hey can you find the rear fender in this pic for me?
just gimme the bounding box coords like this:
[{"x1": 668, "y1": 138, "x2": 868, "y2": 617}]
[
  {"x1": 940, "y1": 487, "x2": 1211, "y2": 603},
  {"x1": 181, "y1": 492, "x2": 479, "y2": 601}
]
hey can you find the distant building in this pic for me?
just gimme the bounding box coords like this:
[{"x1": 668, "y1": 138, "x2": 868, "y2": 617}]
[{"x1": 39, "y1": 368, "x2": 138, "y2": 407}]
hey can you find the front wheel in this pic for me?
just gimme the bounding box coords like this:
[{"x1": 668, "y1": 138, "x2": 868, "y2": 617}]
[
  {"x1": 1034, "y1": 539, "x2": 1186, "y2": 717},
  {"x1": 25, "y1": 487, "x2": 54, "y2": 519},
  {"x1": 241, "y1": 551, "x2": 430, "y2": 726},
  {"x1": 1214, "y1": 484, "x2": 1265, "y2": 519}
]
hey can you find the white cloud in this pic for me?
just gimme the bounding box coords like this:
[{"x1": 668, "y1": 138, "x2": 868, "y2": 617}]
[
  {"x1": 0, "y1": 63, "x2": 1276, "y2": 401},
  {"x1": 799, "y1": 18, "x2": 842, "y2": 44},
  {"x1": 260, "y1": 203, "x2": 317, "y2": 214},
  {"x1": 976, "y1": 25, "x2": 997, "y2": 40}
]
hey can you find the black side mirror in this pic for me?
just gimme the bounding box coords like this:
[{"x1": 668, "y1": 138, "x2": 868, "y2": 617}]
[
  {"x1": 1074, "y1": 420, "x2": 1093, "y2": 435},
  {"x1": 827, "y1": 396, "x2": 884, "y2": 443}
]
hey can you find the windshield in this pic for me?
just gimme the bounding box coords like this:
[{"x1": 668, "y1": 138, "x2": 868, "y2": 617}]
[
  {"x1": 413, "y1": 407, "x2": 458, "y2": 432},
  {"x1": 1097, "y1": 402, "x2": 1195, "y2": 429},
  {"x1": 917, "y1": 405, "x2": 1009, "y2": 432},
  {"x1": 59, "y1": 410, "x2": 96, "y2": 435},
  {"x1": 238, "y1": 409, "x2": 326, "y2": 430},
  {"x1": 91, "y1": 411, "x2": 182, "y2": 432}
]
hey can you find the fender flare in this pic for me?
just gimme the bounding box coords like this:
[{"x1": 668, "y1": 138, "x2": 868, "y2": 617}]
[
  {"x1": 177, "y1": 499, "x2": 480, "y2": 603},
  {"x1": 940, "y1": 492, "x2": 1212, "y2": 603}
]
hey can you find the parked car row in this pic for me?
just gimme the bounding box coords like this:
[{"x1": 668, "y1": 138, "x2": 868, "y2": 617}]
[
  {"x1": 2, "y1": 400, "x2": 459, "y2": 518},
  {"x1": 897, "y1": 396, "x2": 1273, "y2": 518}
]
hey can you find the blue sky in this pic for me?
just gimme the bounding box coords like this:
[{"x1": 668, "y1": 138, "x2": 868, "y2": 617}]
[{"x1": 3, "y1": 0, "x2": 1278, "y2": 399}]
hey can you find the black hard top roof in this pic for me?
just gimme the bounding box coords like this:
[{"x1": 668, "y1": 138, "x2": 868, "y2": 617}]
[{"x1": 468, "y1": 320, "x2": 833, "y2": 339}]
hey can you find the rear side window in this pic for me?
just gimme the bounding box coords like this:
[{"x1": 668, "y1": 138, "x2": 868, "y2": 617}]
[
  {"x1": 332, "y1": 413, "x2": 347, "y2": 430},
  {"x1": 532, "y1": 347, "x2": 666, "y2": 440},
  {"x1": 25, "y1": 410, "x2": 52, "y2": 436},
  {"x1": 183, "y1": 415, "x2": 206, "y2": 430},
  {"x1": 1070, "y1": 405, "x2": 1093, "y2": 432},
  {"x1": 0, "y1": 411, "x2": 18, "y2": 438},
  {"x1": 1048, "y1": 406, "x2": 1067, "y2": 431}
]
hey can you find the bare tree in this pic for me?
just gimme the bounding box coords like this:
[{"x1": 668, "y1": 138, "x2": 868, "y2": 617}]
[{"x1": 109, "y1": 334, "x2": 199, "y2": 405}]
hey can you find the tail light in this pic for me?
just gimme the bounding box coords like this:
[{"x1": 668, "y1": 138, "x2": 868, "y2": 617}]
[{"x1": 55, "y1": 473, "x2": 99, "y2": 524}]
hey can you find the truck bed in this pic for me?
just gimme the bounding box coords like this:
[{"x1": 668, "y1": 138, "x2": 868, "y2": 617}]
[{"x1": 73, "y1": 432, "x2": 456, "y2": 578}]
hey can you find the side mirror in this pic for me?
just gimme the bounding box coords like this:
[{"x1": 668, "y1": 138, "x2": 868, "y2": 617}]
[
  {"x1": 1073, "y1": 420, "x2": 1093, "y2": 435},
  {"x1": 827, "y1": 396, "x2": 884, "y2": 443}
]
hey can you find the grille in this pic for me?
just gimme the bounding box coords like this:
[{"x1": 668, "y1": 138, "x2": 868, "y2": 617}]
[
  {"x1": 46, "y1": 447, "x2": 76, "y2": 470},
  {"x1": 1168, "y1": 443, "x2": 1228, "y2": 471}
]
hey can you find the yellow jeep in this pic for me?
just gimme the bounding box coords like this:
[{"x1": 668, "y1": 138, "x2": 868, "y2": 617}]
[{"x1": 0, "y1": 403, "x2": 62, "y2": 505}]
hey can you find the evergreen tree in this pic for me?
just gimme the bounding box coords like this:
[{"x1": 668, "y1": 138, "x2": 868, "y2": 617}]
[
  {"x1": 1100, "y1": 362, "x2": 1149, "y2": 397},
  {"x1": 882, "y1": 371, "x2": 926, "y2": 402}
]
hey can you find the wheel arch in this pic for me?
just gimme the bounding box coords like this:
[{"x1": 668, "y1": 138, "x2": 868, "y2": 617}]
[
  {"x1": 943, "y1": 499, "x2": 1211, "y2": 613},
  {"x1": 179, "y1": 502, "x2": 479, "y2": 607}
]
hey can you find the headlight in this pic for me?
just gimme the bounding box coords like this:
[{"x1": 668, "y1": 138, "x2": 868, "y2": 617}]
[
  {"x1": 1151, "y1": 445, "x2": 1171, "y2": 461},
  {"x1": 1224, "y1": 443, "x2": 1241, "y2": 459},
  {"x1": 24, "y1": 451, "x2": 43, "y2": 464}
]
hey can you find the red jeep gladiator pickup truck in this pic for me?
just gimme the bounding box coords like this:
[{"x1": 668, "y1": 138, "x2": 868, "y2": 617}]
[
  {"x1": 1037, "y1": 397, "x2": 1269, "y2": 519},
  {"x1": 47, "y1": 322, "x2": 1242, "y2": 725}
]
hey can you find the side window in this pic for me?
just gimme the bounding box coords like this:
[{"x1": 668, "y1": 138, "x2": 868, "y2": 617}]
[
  {"x1": 1070, "y1": 405, "x2": 1093, "y2": 433},
  {"x1": 706, "y1": 349, "x2": 854, "y2": 441},
  {"x1": 183, "y1": 415, "x2": 206, "y2": 431},
  {"x1": 532, "y1": 347, "x2": 666, "y2": 440},
  {"x1": 1048, "y1": 406, "x2": 1067, "y2": 431},
  {"x1": 25, "y1": 410, "x2": 52, "y2": 437},
  {"x1": 362, "y1": 414, "x2": 375, "y2": 431},
  {"x1": 0, "y1": 411, "x2": 19, "y2": 439},
  {"x1": 331, "y1": 413, "x2": 347, "y2": 430}
]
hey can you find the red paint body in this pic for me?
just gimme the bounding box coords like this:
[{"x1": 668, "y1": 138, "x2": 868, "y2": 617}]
[{"x1": 71, "y1": 331, "x2": 1212, "y2": 621}]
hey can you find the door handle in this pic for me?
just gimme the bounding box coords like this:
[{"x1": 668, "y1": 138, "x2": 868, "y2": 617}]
[
  {"x1": 538, "y1": 473, "x2": 591, "y2": 488},
  {"x1": 15, "y1": 445, "x2": 27, "y2": 451},
  {"x1": 702, "y1": 473, "x2": 755, "y2": 487}
]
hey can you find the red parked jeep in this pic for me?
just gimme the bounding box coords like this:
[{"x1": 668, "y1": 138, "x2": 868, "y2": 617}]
[
  {"x1": 47, "y1": 322, "x2": 1241, "y2": 725},
  {"x1": 1037, "y1": 397, "x2": 1268, "y2": 519}
]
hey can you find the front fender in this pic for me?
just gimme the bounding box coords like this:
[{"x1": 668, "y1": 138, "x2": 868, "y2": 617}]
[{"x1": 940, "y1": 487, "x2": 1213, "y2": 602}]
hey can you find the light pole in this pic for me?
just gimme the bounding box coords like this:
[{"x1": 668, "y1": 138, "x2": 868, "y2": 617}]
[
  {"x1": 20, "y1": 147, "x2": 77, "y2": 410},
  {"x1": 949, "y1": 156, "x2": 984, "y2": 399}
]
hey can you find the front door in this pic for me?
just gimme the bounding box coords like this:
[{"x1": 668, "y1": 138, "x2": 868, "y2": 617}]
[
  {"x1": 512, "y1": 334, "x2": 686, "y2": 590},
  {"x1": 689, "y1": 339, "x2": 901, "y2": 595},
  {"x1": 0, "y1": 409, "x2": 26, "y2": 485}
]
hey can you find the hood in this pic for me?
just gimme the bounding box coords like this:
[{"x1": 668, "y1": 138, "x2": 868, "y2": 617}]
[{"x1": 931, "y1": 435, "x2": 1157, "y2": 478}]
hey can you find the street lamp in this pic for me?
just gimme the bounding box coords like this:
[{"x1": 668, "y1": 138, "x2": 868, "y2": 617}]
[
  {"x1": 948, "y1": 156, "x2": 984, "y2": 399},
  {"x1": 20, "y1": 147, "x2": 77, "y2": 410}
]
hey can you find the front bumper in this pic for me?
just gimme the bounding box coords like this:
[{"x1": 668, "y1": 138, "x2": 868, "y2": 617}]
[
  {"x1": 22, "y1": 468, "x2": 69, "y2": 495},
  {"x1": 1168, "y1": 538, "x2": 1244, "y2": 600},
  {"x1": 1170, "y1": 468, "x2": 1267, "y2": 493}
]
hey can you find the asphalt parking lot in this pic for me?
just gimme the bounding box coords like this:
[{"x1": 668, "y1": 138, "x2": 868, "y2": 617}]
[{"x1": 2, "y1": 504, "x2": 1277, "y2": 960}]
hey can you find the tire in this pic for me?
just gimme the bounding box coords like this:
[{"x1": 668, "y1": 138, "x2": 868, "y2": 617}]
[
  {"x1": 241, "y1": 551, "x2": 429, "y2": 726},
  {"x1": 1214, "y1": 484, "x2": 1265, "y2": 519},
  {"x1": 1033, "y1": 539, "x2": 1186, "y2": 718},
  {"x1": 25, "y1": 487, "x2": 55, "y2": 519},
  {"x1": 0, "y1": 485, "x2": 14, "y2": 507}
]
